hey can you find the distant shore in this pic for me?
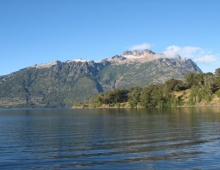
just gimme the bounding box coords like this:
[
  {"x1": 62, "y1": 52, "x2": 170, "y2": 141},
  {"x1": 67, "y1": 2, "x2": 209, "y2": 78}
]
[{"x1": 72, "y1": 103, "x2": 220, "y2": 109}]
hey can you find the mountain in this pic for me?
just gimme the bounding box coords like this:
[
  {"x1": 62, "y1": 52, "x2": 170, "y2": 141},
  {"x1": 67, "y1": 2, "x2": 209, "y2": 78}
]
[{"x1": 0, "y1": 49, "x2": 202, "y2": 108}]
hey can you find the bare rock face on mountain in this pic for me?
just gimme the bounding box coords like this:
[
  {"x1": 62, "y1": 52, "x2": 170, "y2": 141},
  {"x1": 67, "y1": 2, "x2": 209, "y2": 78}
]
[{"x1": 0, "y1": 50, "x2": 202, "y2": 108}]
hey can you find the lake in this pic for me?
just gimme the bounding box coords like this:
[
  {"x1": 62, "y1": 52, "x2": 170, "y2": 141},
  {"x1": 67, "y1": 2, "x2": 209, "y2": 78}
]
[{"x1": 0, "y1": 107, "x2": 220, "y2": 169}]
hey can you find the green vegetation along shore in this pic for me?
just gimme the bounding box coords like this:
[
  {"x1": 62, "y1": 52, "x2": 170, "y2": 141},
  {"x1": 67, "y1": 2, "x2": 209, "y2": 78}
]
[{"x1": 73, "y1": 68, "x2": 220, "y2": 108}]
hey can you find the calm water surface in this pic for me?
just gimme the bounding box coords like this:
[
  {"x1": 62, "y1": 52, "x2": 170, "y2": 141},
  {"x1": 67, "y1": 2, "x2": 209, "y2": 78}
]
[{"x1": 0, "y1": 107, "x2": 220, "y2": 169}]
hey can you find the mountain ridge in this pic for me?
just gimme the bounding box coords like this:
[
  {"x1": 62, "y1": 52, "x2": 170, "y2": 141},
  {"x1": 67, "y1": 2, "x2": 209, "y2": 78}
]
[
  {"x1": 0, "y1": 49, "x2": 202, "y2": 108},
  {"x1": 24, "y1": 49, "x2": 193, "y2": 70}
]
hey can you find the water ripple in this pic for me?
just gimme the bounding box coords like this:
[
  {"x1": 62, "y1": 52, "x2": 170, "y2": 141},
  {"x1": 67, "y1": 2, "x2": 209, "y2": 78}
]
[{"x1": 0, "y1": 108, "x2": 220, "y2": 169}]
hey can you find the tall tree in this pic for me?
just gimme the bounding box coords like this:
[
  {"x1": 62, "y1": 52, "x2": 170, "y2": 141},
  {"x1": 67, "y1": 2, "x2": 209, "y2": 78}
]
[{"x1": 128, "y1": 87, "x2": 142, "y2": 108}]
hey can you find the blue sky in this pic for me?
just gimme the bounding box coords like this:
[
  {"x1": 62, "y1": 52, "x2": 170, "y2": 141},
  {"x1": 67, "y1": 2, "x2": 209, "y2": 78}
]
[{"x1": 1, "y1": 0, "x2": 220, "y2": 75}]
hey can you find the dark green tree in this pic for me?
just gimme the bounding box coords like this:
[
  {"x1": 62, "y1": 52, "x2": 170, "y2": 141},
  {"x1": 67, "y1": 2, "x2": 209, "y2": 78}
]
[
  {"x1": 164, "y1": 78, "x2": 185, "y2": 92},
  {"x1": 184, "y1": 72, "x2": 203, "y2": 88},
  {"x1": 128, "y1": 87, "x2": 142, "y2": 108},
  {"x1": 188, "y1": 85, "x2": 199, "y2": 105},
  {"x1": 140, "y1": 85, "x2": 163, "y2": 108}
]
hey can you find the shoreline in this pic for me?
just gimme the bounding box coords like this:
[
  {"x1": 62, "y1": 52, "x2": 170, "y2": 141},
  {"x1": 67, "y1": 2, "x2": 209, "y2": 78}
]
[{"x1": 72, "y1": 104, "x2": 220, "y2": 109}]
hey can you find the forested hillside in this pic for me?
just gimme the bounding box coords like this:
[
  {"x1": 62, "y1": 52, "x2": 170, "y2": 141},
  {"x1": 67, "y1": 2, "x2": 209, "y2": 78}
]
[{"x1": 0, "y1": 50, "x2": 202, "y2": 108}]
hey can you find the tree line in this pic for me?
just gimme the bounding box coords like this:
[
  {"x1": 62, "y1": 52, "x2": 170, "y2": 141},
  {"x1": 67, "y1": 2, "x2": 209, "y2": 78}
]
[{"x1": 77, "y1": 68, "x2": 220, "y2": 108}]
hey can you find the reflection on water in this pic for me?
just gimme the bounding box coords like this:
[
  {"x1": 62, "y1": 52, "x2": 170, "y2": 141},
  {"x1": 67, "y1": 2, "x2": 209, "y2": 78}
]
[{"x1": 0, "y1": 107, "x2": 220, "y2": 169}]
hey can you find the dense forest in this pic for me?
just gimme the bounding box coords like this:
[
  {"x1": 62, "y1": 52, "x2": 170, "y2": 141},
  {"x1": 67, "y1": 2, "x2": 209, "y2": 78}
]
[{"x1": 74, "y1": 68, "x2": 220, "y2": 108}]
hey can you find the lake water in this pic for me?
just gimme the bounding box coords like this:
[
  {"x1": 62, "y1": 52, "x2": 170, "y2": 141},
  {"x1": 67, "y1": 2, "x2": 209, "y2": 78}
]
[{"x1": 0, "y1": 108, "x2": 220, "y2": 169}]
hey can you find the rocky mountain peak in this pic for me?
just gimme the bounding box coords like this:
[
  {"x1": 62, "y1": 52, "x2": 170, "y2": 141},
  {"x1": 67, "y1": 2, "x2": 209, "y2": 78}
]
[
  {"x1": 107, "y1": 49, "x2": 158, "y2": 64},
  {"x1": 123, "y1": 49, "x2": 155, "y2": 56},
  {"x1": 65, "y1": 58, "x2": 92, "y2": 63},
  {"x1": 0, "y1": 48, "x2": 203, "y2": 108}
]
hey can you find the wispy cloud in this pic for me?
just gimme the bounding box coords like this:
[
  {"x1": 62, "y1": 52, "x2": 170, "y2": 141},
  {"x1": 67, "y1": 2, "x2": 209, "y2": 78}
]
[
  {"x1": 162, "y1": 45, "x2": 217, "y2": 63},
  {"x1": 163, "y1": 45, "x2": 200, "y2": 58},
  {"x1": 194, "y1": 55, "x2": 216, "y2": 63},
  {"x1": 130, "y1": 43, "x2": 152, "y2": 50},
  {"x1": 129, "y1": 43, "x2": 217, "y2": 64}
]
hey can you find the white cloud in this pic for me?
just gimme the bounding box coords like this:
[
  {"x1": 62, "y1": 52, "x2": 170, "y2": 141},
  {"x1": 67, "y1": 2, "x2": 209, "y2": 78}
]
[
  {"x1": 130, "y1": 43, "x2": 151, "y2": 50},
  {"x1": 194, "y1": 55, "x2": 216, "y2": 63},
  {"x1": 163, "y1": 45, "x2": 201, "y2": 58},
  {"x1": 162, "y1": 45, "x2": 217, "y2": 63},
  {"x1": 129, "y1": 44, "x2": 218, "y2": 65}
]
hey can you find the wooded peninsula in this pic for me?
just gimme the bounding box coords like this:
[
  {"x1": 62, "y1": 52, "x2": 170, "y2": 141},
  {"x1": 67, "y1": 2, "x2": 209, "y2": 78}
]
[{"x1": 74, "y1": 68, "x2": 220, "y2": 108}]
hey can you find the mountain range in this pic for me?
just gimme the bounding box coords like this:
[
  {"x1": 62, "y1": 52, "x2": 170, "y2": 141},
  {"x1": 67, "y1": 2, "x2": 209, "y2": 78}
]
[{"x1": 0, "y1": 49, "x2": 202, "y2": 108}]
